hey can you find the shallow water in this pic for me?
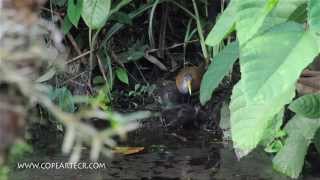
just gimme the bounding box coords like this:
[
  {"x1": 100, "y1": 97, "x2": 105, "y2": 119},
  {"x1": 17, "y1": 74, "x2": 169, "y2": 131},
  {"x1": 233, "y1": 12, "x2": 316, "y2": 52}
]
[{"x1": 9, "y1": 124, "x2": 319, "y2": 180}]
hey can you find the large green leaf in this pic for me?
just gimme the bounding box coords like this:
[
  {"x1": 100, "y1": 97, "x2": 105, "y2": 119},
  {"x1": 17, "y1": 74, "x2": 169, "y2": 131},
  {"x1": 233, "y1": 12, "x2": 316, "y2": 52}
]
[
  {"x1": 260, "y1": 0, "x2": 306, "y2": 33},
  {"x1": 273, "y1": 133, "x2": 309, "y2": 179},
  {"x1": 200, "y1": 41, "x2": 239, "y2": 105},
  {"x1": 205, "y1": 0, "x2": 237, "y2": 47},
  {"x1": 289, "y1": 93, "x2": 320, "y2": 119},
  {"x1": 273, "y1": 115, "x2": 320, "y2": 178},
  {"x1": 230, "y1": 81, "x2": 295, "y2": 152},
  {"x1": 81, "y1": 0, "x2": 111, "y2": 29},
  {"x1": 308, "y1": 0, "x2": 320, "y2": 33},
  {"x1": 270, "y1": 0, "x2": 306, "y2": 20},
  {"x1": 235, "y1": 0, "x2": 279, "y2": 45},
  {"x1": 240, "y1": 22, "x2": 319, "y2": 103},
  {"x1": 232, "y1": 22, "x2": 318, "y2": 152},
  {"x1": 67, "y1": 0, "x2": 83, "y2": 27}
]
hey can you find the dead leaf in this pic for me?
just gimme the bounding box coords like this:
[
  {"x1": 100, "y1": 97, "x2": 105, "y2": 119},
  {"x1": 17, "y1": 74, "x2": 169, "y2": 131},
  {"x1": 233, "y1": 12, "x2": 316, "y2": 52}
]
[{"x1": 112, "y1": 146, "x2": 144, "y2": 155}]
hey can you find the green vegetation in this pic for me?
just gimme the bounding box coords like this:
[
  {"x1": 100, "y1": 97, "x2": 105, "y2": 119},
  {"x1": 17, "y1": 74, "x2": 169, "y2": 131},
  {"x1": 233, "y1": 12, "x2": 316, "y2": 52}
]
[
  {"x1": 1, "y1": 0, "x2": 320, "y2": 179},
  {"x1": 201, "y1": 0, "x2": 320, "y2": 178}
]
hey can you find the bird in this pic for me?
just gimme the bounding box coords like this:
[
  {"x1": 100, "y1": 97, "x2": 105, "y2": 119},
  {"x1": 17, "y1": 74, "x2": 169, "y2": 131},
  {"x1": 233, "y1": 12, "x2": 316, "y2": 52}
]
[{"x1": 175, "y1": 63, "x2": 205, "y2": 95}]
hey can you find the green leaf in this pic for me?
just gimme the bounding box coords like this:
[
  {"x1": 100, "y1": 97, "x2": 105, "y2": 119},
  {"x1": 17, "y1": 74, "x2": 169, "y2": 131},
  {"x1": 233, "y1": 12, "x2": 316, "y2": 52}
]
[
  {"x1": 118, "y1": 42, "x2": 148, "y2": 63},
  {"x1": 230, "y1": 81, "x2": 295, "y2": 153},
  {"x1": 205, "y1": 0, "x2": 237, "y2": 47},
  {"x1": 288, "y1": 3, "x2": 307, "y2": 23},
  {"x1": 62, "y1": 16, "x2": 73, "y2": 34},
  {"x1": 270, "y1": 0, "x2": 306, "y2": 20},
  {"x1": 58, "y1": 88, "x2": 75, "y2": 113},
  {"x1": 116, "y1": 68, "x2": 129, "y2": 84},
  {"x1": 235, "y1": 0, "x2": 279, "y2": 45},
  {"x1": 308, "y1": 0, "x2": 320, "y2": 34},
  {"x1": 273, "y1": 133, "x2": 308, "y2": 178},
  {"x1": 273, "y1": 115, "x2": 320, "y2": 178},
  {"x1": 81, "y1": 0, "x2": 111, "y2": 29},
  {"x1": 67, "y1": 0, "x2": 83, "y2": 27},
  {"x1": 259, "y1": 0, "x2": 306, "y2": 33},
  {"x1": 49, "y1": 87, "x2": 75, "y2": 112},
  {"x1": 289, "y1": 93, "x2": 320, "y2": 119},
  {"x1": 240, "y1": 22, "x2": 319, "y2": 103},
  {"x1": 264, "y1": 140, "x2": 283, "y2": 153},
  {"x1": 260, "y1": 109, "x2": 284, "y2": 147},
  {"x1": 92, "y1": 75, "x2": 105, "y2": 85},
  {"x1": 200, "y1": 41, "x2": 239, "y2": 105},
  {"x1": 231, "y1": 22, "x2": 318, "y2": 153}
]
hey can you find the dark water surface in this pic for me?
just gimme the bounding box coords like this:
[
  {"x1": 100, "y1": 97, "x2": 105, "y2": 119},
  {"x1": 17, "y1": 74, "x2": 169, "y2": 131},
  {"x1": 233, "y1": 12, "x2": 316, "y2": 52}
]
[{"x1": 9, "y1": 124, "x2": 319, "y2": 180}]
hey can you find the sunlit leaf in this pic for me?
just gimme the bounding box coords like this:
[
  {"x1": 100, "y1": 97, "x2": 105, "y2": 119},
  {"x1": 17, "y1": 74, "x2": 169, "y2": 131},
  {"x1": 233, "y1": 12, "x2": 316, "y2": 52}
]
[
  {"x1": 231, "y1": 21, "x2": 318, "y2": 153},
  {"x1": 260, "y1": 0, "x2": 306, "y2": 33},
  {"x1": 235, "y1": 0, "x2": 279, "y2": 45},
  {"x1": 308, "y1": 0, "x2": 320, "y2": 34},
  {"x1": 230, "y1": 81, "x2": 295, "y2": 153},
  {"x1": 81, "y1": 0, "x2": 111, "y2": 29},
  {"x1": 240, "y1": 22, "x2": 318, "y2": 103}
]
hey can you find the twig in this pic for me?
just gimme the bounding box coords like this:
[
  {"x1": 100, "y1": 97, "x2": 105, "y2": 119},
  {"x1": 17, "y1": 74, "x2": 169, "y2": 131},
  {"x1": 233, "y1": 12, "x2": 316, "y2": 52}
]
[
  {"x1": 96, "y1": 55, "x2": 108, "y2": 82},
  {"x1": 61, "y1": 71, "x2": 88, "y2": 85},
  {"x1": 66, "y1": 50, "x2": 92, "y2": 64},
  {"x1": 67, "y1": 33, "x2": 86, "y2": 62},
  {"x1": 146, "y1": 39, "x2": 198, "y2": 53},
  {"x1": 134, "y1": 62, "x2": 148, "y2": 84}
]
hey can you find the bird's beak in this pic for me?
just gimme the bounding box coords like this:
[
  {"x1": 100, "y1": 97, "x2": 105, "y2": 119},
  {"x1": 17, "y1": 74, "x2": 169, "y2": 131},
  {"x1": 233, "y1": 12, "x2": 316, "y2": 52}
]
[{"x1": 187, "y1": 80, "x2": 192, "y2": 95}]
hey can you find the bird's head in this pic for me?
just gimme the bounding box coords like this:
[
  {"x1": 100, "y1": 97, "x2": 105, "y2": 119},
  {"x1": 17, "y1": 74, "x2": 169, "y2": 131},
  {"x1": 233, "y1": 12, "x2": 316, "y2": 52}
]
[{"x1": 180, "y1": 74, "x2": 193, "y2": 95}]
